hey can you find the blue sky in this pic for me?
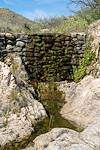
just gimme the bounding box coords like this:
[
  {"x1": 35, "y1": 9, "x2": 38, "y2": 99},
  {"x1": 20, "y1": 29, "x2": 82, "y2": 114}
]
[{"x1": 0, "y1": 0, "x2": 80, "y2": 20}]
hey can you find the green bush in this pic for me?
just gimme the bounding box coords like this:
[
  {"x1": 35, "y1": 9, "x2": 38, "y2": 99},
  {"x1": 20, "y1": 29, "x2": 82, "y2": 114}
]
[
  {"x1": 51, "y1": 16, "x2": 88, "y2": 33},
  {"x1": 72, "y1": 41, "x2": 95, "y2": 82},
  {"x1": 77, "y1": 8, "x2": 100, "y2": 24}
]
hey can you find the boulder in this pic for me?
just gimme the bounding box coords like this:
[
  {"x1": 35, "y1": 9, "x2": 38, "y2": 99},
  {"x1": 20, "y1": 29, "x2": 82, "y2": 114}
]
[
  {"x1": 88, "y1": 20, "x2": 100, "y2": 38},
  {"x1": 23, "y1": 119, "x2": 100, "y2": 150},
  {"x1": 0, "y1": 61, "x2": 46, "y2": 147},
  {"x1": 86, "y1": 62, "x2": 100, "y2": 78},
  {"x1": 4, "y1": 53, "x2": 28, "y2": 81},
  {"x1": 88, "y1": 20, "x2": 100, "y2": 60},
  {"x1": 59, "y1": 75, "x2": 100, "y2": 129}
]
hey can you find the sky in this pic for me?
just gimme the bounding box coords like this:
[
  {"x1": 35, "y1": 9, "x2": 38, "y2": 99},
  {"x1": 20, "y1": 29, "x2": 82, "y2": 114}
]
[{"x1": 0, "y1": 0, "x2": 80, "y2": 20}]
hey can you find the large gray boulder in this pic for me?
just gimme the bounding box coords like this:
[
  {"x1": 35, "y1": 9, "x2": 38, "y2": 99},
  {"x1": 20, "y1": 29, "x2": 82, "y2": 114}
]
[
  {"x1": 0, "y1": 61, "x2": 46, "y2": 147},
  {"x1": 23, "y1": 119, "x2": 100, "y2": 150},
  {"x1": 88, "y1": 20, "x2": 100, "y2": 60},
  {"x1": 59, "y1": 75, "x2": 100, "y2": 129}
]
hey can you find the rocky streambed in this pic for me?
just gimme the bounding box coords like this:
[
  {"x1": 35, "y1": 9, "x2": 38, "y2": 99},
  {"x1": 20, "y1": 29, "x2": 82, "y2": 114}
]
[
  {"x1": 0, "y1": 53, "x2": 100, "y2": 150},
  {"x1": 23, "y1": 74, "x2": 100, "y2": 150},
  {"x1": 0, "y1": 54, "x2": 79, "y2": 150}
]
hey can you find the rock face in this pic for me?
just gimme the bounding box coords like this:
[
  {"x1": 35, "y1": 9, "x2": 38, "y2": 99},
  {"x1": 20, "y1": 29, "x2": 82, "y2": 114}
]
[
  {"x1": 0, "y1": 61, "x2": 46, "y2": 147},
  {"x1": 88, "y1": 20, "x2": 100, "y2": 60},
  {"x1": 60, "y1": 76, "x2": 100, "y2": 129},
  {"x1": 23, "y1": 119, "x2": 100, "y2": 150},
  {"x1": 88, "y1": 20, "x2": 100, "y2": 38},
  {"x1": 4, "y1": 53, "x2": 28, "y2": 81},
  {"x1": 86, "y1": 62, "x2": 100, "y2": 78}
]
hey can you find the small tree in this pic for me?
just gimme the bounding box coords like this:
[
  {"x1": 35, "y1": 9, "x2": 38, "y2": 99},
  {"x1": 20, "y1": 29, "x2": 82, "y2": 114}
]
[
  {"x1": 24, "y1": 23, "x2": 31, "y2": 32},
  {"x1": 70, "y1": 0, "x2": 100, "y2": 9},
  {"x1": 70, "y1": 0, "x2": 100, "y2": 23}
]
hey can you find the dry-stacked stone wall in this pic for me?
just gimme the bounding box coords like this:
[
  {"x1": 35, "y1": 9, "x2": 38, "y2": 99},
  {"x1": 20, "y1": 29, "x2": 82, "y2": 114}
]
[{"x1": 0, "y1": 33, "x2": 86, "y2": 81}]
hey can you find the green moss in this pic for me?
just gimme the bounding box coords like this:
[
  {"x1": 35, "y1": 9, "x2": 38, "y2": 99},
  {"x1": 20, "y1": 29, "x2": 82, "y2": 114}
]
[{"x1": 72, "y1": 40, "x2": 95, "y2": 82}]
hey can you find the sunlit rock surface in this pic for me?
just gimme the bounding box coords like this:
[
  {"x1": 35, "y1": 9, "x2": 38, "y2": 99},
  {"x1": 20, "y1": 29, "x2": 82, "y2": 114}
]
[
  {"x1": 23, "y1": 120, "x2": 100, "y2": 150},
  {"x1": 60, "y1": 75, "x2": 100, "y2": 128},
  {"x1": 0, "y1": 61, "x2": 46, "y2": 147}
]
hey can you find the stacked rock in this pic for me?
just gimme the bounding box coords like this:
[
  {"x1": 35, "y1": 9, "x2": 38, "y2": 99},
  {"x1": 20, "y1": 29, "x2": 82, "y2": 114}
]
[{"x1": 0, "y1": 32, "x2": 86, "y2": 82}]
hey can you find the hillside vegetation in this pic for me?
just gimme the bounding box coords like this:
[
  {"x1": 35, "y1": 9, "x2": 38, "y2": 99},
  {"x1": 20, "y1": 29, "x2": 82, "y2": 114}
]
[
  {"x1": 38, "y1": 8, "x2": 100, "y2": 33},
  {"x1": 39, "y1": 15, "x2": 88, "y2": 33},
  {"x1": 0, "y1": 7, "x2": 100, "y2": 33},
  {"x1": 0, "y1": 8, "x2": 43, "y2": 33}
]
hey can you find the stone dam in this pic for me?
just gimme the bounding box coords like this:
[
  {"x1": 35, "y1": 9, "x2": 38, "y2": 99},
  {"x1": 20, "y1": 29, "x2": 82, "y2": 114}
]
[{"x1": 0, "y1": 32, "x2": 86, "y2": 81}]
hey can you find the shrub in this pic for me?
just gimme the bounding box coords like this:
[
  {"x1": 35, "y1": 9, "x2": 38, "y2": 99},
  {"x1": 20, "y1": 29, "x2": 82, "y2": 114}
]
[{"x1": 72, "y1": 41, "x2": 95, "y2": 82}]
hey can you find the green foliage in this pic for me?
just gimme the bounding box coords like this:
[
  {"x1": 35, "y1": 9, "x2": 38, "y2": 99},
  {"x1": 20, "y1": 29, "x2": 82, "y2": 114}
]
[
  {"x1": 0, "y1": 7, "x2": 99, "y2": 34},
  {"x1": 37, "y1": 16, "x2": 67, "y2": 32},
  {"x1": 51, "y1": 16, "x2": 88, "y2": 33},
  {"x1": 70, "y1": 0, "x2": 100, "y2": 23},
  {"x1": 0, "y1": 5, "x2": 100, "y2": 34},
  {"x1": 77, "y1": 8, "x2": 100, "y2": 24},
  {"x1": 39, "y1": 7, "x2": 100, "y2": 33},
  {"x1": 72, "y1": 41, "x2": 95, "y2": 82},
  {"x1": 37, "y1": 15, "x2": 88, "y2": 33}
]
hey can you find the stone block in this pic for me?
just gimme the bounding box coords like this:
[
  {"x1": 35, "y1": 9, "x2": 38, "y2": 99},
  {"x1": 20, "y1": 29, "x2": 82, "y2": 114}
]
[{"x1": 16, "y1": 41, "x2": 25, "y2": 48}]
